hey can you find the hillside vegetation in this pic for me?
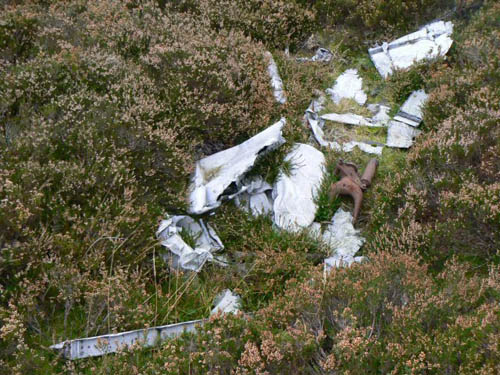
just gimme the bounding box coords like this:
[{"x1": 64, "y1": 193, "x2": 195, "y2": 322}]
[{"x1": 0, "y1": 0, "x2": 499, "y2": 374}]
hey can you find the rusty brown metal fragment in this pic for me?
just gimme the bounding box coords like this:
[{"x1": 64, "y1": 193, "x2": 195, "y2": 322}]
[
  {"x1": 330, "y1": 158, "x2": 378, "y2": 224},
  {"x1": 330, "y1": 177, "x2": 363, "y2": 223},
  {"x1": 360, "y1": 158, "x2": 379, "y2": 188}
]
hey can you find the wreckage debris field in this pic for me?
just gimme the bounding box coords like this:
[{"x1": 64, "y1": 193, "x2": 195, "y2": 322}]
[{"x1": 1, "y1": 1, "x2": 499, "y2": 374}]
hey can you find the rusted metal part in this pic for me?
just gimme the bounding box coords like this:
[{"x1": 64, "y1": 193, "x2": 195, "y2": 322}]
[
  {"x1": 330, "y1": 158, "x2": 378, "y2": 223},
  {"x1": 360, "y1": 158, "x2": 379, "y2": 188},
  {"x1": 330, "y1": 177, "x2": 363, "y2": 223},
  {"x1": 334, "y1": 160, "x2": 363, "y2": 188}
]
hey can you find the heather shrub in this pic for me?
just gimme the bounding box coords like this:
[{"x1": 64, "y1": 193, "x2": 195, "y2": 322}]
[
  {"x1": 173, "y1": 0, "x2": 316, "y2": 49},
  {"x1": 310, "y1": 0, "x2": 454, "y2": 34},
  {"x1": 0, "y1": 10, "x2": 39, "y2": 63},
  {"x1": 0, "y1": 1, "x2": 277, "y2": 371},
  {"x1": 386, "y1": 64, "x2": 428, "y2": 108},
  {"x1": 66, "y1": 0, "x2": 277, "y2": 150},
  {"x1": 318, "y1": 253, "x2": 500, "y2": 374}
]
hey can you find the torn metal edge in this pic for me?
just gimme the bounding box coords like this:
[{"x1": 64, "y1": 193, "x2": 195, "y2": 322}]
[
  {"x1": 265, "y1": 51, "x2": 287, "y2": 104},
  {"x1": 189, "y1": 118, "x2": 286, "y2": 215},
  {"x1": 321, "y1": 113, "x2": 381, "y2": 127},
  {"x1": 50, "y1": 319, "x2": 204, "y2": 360},
  {"x1": 157, "y1": 215, "x2": 225, "y2": 272},
  {"x1": 386, "y1": 120, "x2": 422, "y2": 148},
  {"x1": 51, "y1": 291, "x2": 242, "y2": 360},
  {"x1": 304, "y1": 100, "x2": 384, "y2": 155},
  {"x1": 234, "y1": 177, "x2": 274, "y2": 217},
  {"x1": 369, "y1": 20, "x2": 454, "y2": 78},
  {"x1": 272, "y1": 143, "x2": 326, "y2": 232},
  {"x1": 326, "y1": 69, "x2": 367, "y2": 106},
  {"x1": 393, "y1": 89, "x2": 428, "y2": 127}
]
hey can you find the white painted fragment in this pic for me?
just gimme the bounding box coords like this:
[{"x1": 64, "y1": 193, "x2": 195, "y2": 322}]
[
  {"x1": 386, "y1": 120, "x2": 422, "y2": 148},
  {"x1": 321, "y1": 112, "x2": 381, "y2": 127},
  {"x1": 369, "y1": 20, "x2": 454, "y2": 78},
  {"x1": 50, "y1": 320, "x2": 203, "y2": 360},
  {"x1": 210, "y1": 290, "x2": 242, "y2": 315},
  {"x1": 265, "y1": 52, "x2": 287, "y2": 104},
  {"x1": 326, "y1": 69, "x2": 367, "y2": 105},
  {"x1": 189, "y1": 118, "x2": 286, "y2": 215},
  {"x1": 368, "y1": 104, "x2": 391, "y2": 126},
  {"x1": 343, "y1": 141, "x2": 383, "y2": 155},
  {"x1": 370, "y1": 43, "x2": 393, "y2": 79},
  {"x1": 393, "y1": 89, "x2": 428, "y2": 127},
  {"x1": 386, "y1": 90, "x2": 428, "y2": 148},
  {"x1": 51, "y1": 290, "x2": 241, "y2": 360},
  {"x1": 305, "y1": 97, "x2": 336, "y2": 149},
  {"x1": 306, "y1": 96, "x2": 326, "y2": 115},
  {"x1": 297, "y1": 47, "x2": 333, "y2": 62},
  {"x1": 308, "y1": 115, "x2": 342, "y2": 151},
  {"x1": 304, "y1": 97, "x2": 335, "y2": 148},
  {"x1": 323, "y1": 208, "x2": 366, "y2": 273},
  {"x1": 304, "y1": 99, "x2": 383, "y2": 155},
  {"x1": 234, "y1": 177, "x2": 273, "y2": 217},
  {"x1": 273, "y1": 144, "x2": 326, "y2": 232},
  {"x1": 157, "y1": 215, "x2": 224, "y2": 272}
]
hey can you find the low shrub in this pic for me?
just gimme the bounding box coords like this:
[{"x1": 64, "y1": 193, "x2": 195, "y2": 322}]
[
  {"x1": 309, "y1": 0, "x2": 455, "y2": 35},
  {"x1": 0, "y1": 1, "x2": 277, "y2": 371},
  {"x1": 170, "y1": 0, "x2": 316, "y2": 50},
  {"x1": 0, "y1": 9, "x2": 39, "y2": 63}
]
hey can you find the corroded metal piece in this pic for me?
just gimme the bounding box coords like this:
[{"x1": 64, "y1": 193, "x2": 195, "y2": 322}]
[
  {"x1": 360, "y1": 158, "x2": 379, "y2": 188},
  {"x1": 330, "y1": 177, "x2": 363, "y2": 223},
  {"x1": 330, "y1": 158, "x2": 378, "y2": 224},
  {"x1": 335, "y1": 160, "x2": 363, "y2": 188}
]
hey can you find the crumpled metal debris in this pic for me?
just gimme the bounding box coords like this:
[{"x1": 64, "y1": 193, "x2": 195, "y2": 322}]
[
  {"x1": 330, "y1": 159, "x2": 378, "y2": 223},
  {"x1": 210, "y1": 289, "x2": 242, "y2": 315},
  {"x1": 234, "y1": 177, "x2": 273, "y2": 217},
  {"x1": 369, "y1": 20, "x2": 454, "y2": 78},
  {"x1": 304, "y1": 97, "x2": 338, "y2": 149},
  {"x1": 189, "y1": 118, "x2": 286, "y2": 215},
  {"x1": 368, "y1": 103, "x2": 391, "y2": 126},
  {"x1": 386, "y1": 121, "x2": 422, "y2": 148},
  {"x1": 321, "y1": 112, "x2": 383, "y2": 127},
  {"x1": 306, "y1": 95, "x2": 326, "y2": 114},
  {"x1": 386, "y1": 90, "x2": 427, "y2": 148},
  {"x1": 157, "y1": 215, "x2": 225, "y2": 272},
  {"x1": 50, "y1": 319, "x2": 203, "y2": 360},
  {"x1": 265, "y1": 52, "x2": 287, "y2": 104},
  {"x1": 393, "y1": 89, "x2": 428, "y2": 127},
  {"x1": 51, "y1": 290, "x2": 241, "y2": 360},
  {"x1": 305, "y1": 101, "x2": 341, "y2": 150},
  {"x1": 297, "y1": 47, "x2": 333, "y2": 63},
  {"x1": 273, "y1": 143, "x2": 326, "y2": 232},
  {"x1": 326, "y1": 69, "x2": 367, "y2": 105},
  {"x1": 343, "y1": 141, "x2": 384, "y2": 155},
  {"x1": 323, "y1": 208, "x2": 365, "y2": 272},
  {"x1": 304, "y1": 98, "x2": 383, "y2": 155}
]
